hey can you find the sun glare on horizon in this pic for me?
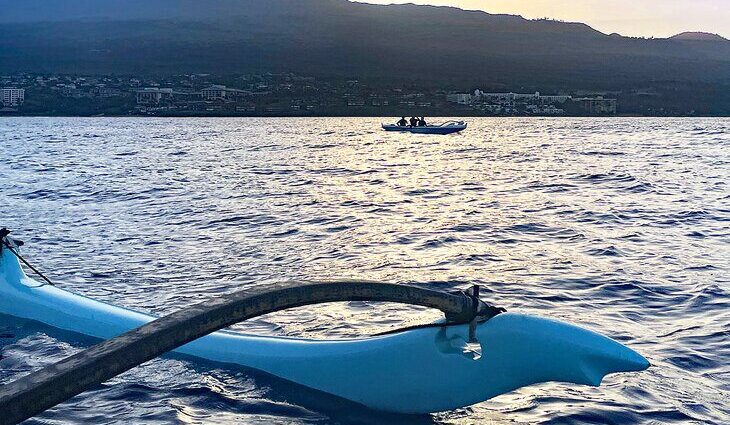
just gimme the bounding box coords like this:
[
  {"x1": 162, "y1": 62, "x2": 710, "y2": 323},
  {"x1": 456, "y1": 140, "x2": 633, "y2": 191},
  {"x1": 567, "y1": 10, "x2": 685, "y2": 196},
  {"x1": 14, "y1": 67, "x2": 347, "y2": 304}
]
[{"x1": 359, "y1": 0, "x2": 729, "y2": 39}]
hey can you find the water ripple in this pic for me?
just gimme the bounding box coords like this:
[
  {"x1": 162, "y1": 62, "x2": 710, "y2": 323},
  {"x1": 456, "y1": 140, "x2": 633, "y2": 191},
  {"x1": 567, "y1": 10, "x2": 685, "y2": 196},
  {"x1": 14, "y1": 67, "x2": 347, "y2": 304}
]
[{"x1": 0, "y1": 117, "x2": 728, "y2": 424}]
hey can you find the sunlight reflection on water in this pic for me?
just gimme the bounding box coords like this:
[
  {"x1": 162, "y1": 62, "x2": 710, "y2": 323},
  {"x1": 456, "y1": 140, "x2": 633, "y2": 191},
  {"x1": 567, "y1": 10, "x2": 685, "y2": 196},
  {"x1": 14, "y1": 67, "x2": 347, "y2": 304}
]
[{"x1": 0, "y1": 117, "x2": 728, "y2": 424}]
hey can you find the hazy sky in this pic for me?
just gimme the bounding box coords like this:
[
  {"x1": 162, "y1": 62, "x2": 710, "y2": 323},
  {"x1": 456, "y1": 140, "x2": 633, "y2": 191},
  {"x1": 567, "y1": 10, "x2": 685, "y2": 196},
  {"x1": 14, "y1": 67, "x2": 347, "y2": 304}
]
[{"x1": 361, "y1": 0, "x2": 729, "y2": 38}]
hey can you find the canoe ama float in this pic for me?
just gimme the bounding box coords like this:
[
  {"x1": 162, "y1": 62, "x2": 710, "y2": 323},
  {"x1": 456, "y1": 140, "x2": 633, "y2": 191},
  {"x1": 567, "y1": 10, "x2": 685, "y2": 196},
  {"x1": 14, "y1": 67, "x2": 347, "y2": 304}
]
[{"x1": 0, "y1": 245, "x2": 648, "y2": 414}]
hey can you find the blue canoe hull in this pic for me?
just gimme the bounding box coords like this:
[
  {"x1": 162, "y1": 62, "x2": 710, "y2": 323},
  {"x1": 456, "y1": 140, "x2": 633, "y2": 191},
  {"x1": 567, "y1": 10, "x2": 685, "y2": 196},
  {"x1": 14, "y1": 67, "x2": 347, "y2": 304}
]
[{"x1": 0, "y1": 247, "x2": 648, "y2": 414}]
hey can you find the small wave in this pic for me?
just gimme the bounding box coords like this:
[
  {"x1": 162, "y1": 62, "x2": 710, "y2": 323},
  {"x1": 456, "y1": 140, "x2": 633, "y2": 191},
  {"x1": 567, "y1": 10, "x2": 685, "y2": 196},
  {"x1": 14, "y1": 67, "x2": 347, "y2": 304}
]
[
  {"x1": 454, "y1": 253, "x2": 503, "y2": 264},
  {"x1": 404, "y1": 188, "x2": 437, "y2": 196},
  {"x1": 417, "y1": 236, "x2": 460, "y2": 249},
  {"x1": 580, "y1": 150, "x2": 626, "y2": 156},
  {"x1": 325, "y1": 225, "x2": 352, "y2": 233},
  {"x1": 625, "y1": 182, "x2": 655, "y2": 193},
  {"x1": 504, "y1": 222, "x2": 583, "y2": 240},
  {"x1": 270, "y1": 228, "x2": 299, "y2": 237},
  {"x1": 448, "y1": 223, "x2": 491, "y2": 233},
  {"x1": 18, "y1": 188, "x2": 70, "y2": 200},
  {"x1": 655, "y1": 210, "x2": 711, "y2": 226},
  {"x1": 526, "y1": 181, "x2": 578, "y2": 193},
  {"x1": 585, "y1": 245, "x2": 623, "y2": 257},
  {"x1": 684, "y1": 264, "x2": 717, "y2": 271},
  {"x1": 573, "y1": 172, "x2": 636, "y2": 183},
  {"x1": 115, "y1": 151, "x2": 138, "y2": 156}
]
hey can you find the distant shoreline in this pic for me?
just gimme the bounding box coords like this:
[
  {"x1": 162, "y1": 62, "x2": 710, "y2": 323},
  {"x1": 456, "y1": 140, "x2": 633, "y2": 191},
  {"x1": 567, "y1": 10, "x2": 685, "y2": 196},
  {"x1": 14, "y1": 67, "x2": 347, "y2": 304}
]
[{"x1": 2, "y1": 113, "x2": 727, "y2": 118}]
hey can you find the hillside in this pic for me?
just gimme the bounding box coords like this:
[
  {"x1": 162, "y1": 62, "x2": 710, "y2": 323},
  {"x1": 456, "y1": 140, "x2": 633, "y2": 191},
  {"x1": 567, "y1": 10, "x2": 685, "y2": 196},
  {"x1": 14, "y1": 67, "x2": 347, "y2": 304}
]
[
  {"x1": 670, "y1": 32, "x2": 728, "y2": 42},
  {"x1": 1, "y1": 0, "x2": 728, "y2": 89}
]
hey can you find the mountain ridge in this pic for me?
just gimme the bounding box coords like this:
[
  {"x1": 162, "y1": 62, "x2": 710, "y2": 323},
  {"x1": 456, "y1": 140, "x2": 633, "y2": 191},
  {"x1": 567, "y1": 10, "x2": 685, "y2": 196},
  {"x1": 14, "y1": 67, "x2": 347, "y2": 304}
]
[
  {"x1": 670, "y1": 32, "x2": 728, "y2": 42},
  {"x1": 0, "y1": 0, "x2": 728, "y2": 89}
]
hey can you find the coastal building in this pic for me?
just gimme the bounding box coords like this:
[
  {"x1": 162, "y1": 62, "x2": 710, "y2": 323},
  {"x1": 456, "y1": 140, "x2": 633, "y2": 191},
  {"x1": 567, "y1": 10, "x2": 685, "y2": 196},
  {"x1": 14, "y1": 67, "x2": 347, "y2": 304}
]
[
  {"x1": 477, "y1": 91, "x2": 572, "y2": 104},
  {"x1": 475, "y1": 92, "x2": 537, "y2": 103},
  {"x1": 477, "y1": 92, "x2": 514, "y2": 104},
  {"x1": 136, "y1": 88, "x2": 174, "y2": 104},
  {"x1": 573, "y1": 97, "x2": 617, "y2": 114},
  {"x1": 94, "y1": 86, "x2": 123, "y2": 97},
  {"x1": 200, "y1": 85, "x2": 249, "y2": 100},
  {"x1": 201, "y1": 85, "x2": 228, "y2": 100},
  {"x1": 58, "y1": 84, "x2": 87, "y2": 98},
  {"x1": 513, "y1": 92, "x2": 541, "y2": 101},
  {"x1": 446, "y1": 93, "x2": 472, "y2": 104},
  {"x1": 527, "y1": 104, "x2": 565, "y2": 115},
  {"x1": 1, "y1": 88, "x2": 25, "y2": 106},
  {"x1": 477, "y1": 104, "x2": 503, "y2": 114},
  {"x1": 538, "y1": 95, "x2": 572, "y2": 104}
]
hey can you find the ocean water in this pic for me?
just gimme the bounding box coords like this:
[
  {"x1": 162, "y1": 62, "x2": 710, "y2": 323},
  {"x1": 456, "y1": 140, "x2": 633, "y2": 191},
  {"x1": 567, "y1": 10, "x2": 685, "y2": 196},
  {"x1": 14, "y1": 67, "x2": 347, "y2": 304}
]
[{"x1": 0, "y1": 117, "x2": 728, "y2": 424}]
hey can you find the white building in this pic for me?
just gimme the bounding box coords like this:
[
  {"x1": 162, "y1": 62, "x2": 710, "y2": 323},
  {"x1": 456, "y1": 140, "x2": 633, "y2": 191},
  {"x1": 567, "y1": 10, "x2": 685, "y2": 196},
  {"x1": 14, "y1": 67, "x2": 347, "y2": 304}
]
[
  {"x1": 538, "y1": 95, "x2": 572, "y2": 104},
  {"x1": 476, "y1": 91, "x2": 571, "y2": 105},
  {"x1": 446, "y1": 93, "x2": 472, "y2": 104},
  {"x1": 1, "y1": 88, "x2": 25, "y2": 106},
  {"x1": 479, "y1": 92, "x2": 539, "y2": 102},
  {"x1": 479, "y1": 92, "x2": 514, "y2": 103},
  {"x1": 136, "y1": 88, "x2": 173, "y2": 104},
  {"x1": 527, "y1": 104, "x2": 565, "y2": 115},
  {"x1": 200, "y1": 85, "x2": 249, "y2": 101},
  {"x1": 513, "y1": 92, "x2": 541, "y2": 101},
  {"x1": 573, "y1": 97, "x2": 617, "y2": 114},
  {"x1": 201, "y1": 85, "x2": 228, "y2": 100}
]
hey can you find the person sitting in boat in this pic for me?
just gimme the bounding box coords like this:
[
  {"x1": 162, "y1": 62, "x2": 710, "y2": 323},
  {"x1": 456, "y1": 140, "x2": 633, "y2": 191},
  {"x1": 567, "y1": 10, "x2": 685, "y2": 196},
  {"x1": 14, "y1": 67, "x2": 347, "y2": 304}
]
[
  {"x1": 409, "y1": 116, "x2": 418, "y2": 127},
  {"x1": 397, "y1": 116, "x2": 408, "y2": 126},
  {"x1": 417, "y1": 117, "x2": 427, "y2": 126}
]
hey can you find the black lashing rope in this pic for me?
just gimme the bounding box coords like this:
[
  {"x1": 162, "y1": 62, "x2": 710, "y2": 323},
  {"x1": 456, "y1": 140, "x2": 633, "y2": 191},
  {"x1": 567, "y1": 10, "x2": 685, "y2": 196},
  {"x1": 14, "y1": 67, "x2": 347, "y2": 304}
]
[
  {"x1": 0, "y1": 228, "x2": 55, "y2": 286},
  {"x1": 373, "y1": 285, "x2": 505, "y2": 336}
]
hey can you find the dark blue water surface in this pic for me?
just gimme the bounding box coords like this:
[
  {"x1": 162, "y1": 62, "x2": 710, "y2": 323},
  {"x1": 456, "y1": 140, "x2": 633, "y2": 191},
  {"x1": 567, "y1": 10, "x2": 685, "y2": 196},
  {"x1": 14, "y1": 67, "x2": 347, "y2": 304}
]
[{"x1": 0, "y1": 117, "x2": 728, "y2": 424}]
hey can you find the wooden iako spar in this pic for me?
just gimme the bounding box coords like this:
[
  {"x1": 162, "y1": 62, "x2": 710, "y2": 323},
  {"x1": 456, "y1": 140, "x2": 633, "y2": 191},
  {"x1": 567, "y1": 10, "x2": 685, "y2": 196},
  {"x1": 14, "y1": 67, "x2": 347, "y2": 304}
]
[
  {"x1": 0, "y1": 231, "x2": 497, "y2": 425},
  {"x1": 0, "y1": 280, "x2": 493, "y2": 425}
]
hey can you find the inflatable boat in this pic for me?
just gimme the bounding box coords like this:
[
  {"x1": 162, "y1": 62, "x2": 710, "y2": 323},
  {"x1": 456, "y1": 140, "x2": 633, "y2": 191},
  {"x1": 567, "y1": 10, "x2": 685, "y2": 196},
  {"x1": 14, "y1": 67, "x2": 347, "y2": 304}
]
[{"x1": 382, "y1": 120, "x2": 467, "y2": 134}]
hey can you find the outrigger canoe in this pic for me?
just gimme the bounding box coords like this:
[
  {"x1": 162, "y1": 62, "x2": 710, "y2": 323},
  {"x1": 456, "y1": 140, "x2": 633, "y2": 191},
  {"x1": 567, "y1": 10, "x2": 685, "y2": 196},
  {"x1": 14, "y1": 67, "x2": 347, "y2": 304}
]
[
  {"x1": 0, "y1": 239, "x2": 648, "y2": 414},
  {"x1": 382, "y1": 120, "x2": 467, "y2": 135}
]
